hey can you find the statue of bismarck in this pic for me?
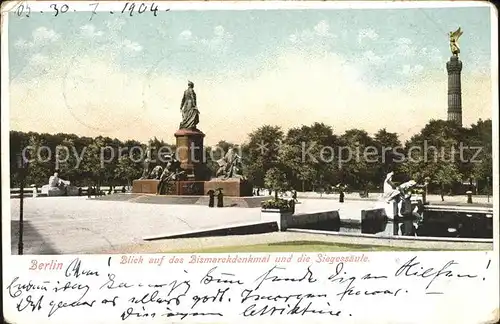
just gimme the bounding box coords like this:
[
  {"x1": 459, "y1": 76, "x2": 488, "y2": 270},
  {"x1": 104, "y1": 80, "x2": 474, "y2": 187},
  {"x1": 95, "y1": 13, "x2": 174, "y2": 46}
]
[{"x1": 179, "y1": 81, "x2": 200, "y2": 130}]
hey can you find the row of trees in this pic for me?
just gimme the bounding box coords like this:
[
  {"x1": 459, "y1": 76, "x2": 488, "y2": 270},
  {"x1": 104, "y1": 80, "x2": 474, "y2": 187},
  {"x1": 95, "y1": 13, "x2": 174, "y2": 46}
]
[
  {"x1": 9, "y1": 132, "x2": 241, "y2": 189},
  {"x1": 243, "y1": 119, "x2": 492, "y2": 195},
  {"x1": 10, "y1": 119, "x2": 493, "y2": 195}
]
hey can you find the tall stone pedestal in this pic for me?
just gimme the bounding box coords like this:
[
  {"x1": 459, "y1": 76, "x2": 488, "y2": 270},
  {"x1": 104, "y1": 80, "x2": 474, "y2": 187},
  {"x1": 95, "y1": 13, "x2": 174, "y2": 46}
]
[
  {"x1": 446, "y1": 55, "x2": 463, "y2": 126},
  {"x1": 174, "y1": 128, "x2": 206, "y2": 180}
]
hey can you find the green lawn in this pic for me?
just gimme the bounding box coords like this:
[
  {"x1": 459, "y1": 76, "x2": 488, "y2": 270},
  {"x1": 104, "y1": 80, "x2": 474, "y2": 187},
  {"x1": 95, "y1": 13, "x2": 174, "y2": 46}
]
[{"x1": 170, "y1": 240, "x2": 441, "y2": 253}]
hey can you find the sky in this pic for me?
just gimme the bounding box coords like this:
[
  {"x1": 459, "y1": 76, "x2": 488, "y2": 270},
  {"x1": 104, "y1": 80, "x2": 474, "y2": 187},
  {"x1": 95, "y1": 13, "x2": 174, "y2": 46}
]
[{"x1": 7, "y1": 3, "x2": 494, "y2": 145}]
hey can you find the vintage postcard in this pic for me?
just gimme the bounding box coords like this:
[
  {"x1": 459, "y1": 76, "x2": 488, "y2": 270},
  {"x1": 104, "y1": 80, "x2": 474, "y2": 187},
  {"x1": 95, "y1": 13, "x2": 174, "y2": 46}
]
[{"x1": 2, "y1": 1, "x2": 499, "y2": 323}]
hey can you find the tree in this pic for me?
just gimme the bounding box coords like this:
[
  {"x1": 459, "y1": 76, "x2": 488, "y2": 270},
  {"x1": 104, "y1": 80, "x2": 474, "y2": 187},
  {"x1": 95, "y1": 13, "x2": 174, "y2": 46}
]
[
  {"x1": 215, "y1": 140, "x2": 234, "y2": 156},
  {"x1": 284, "y1": 123, "x2": 339, "y2": 191},
  {"x1": 264, "y1": 167, "x2": 290, "y2": 200},
  {"x1": 114, "y1": 155, "x2": 142, "y2": 187},
  {"x1": 148, "y1": 137, "x2": 175, "y2": 164},
  {"x1": 79, "y1": 137, "x2": 107, "y2": 189},
  {"x1": 373, "y1": 128, "x2": 402, "y2": 185},
  {"x1": 244, "y1": 125, "x2": 284, "y2": 187},
  {"x1": 400, "y1": 119, "x2": 464, "y2": 194},
  {"x1": 279, "y1": 142, "x2": 317, "y2": 192},
  {"x1": 338, "y1": 129, "x2": 378, "y2": 192},
  {"x1": 10, "y1": 131, "x2": 31, "y2": 187},
  {"x1": 435, "y1": 163, "x2": 462, "y2": 201},
  {"x1": 24, "y1": 135, "x2": 53, "y2": 187},
  {"x1": 55, "y1": 138, "x2": 80, "y2": 184},
  {"x1": 99, "y1": 137, "x2": 121, "y2": 190},
  {"x1": 464, "y1": 119, "x2": 492, "y2": 194}
]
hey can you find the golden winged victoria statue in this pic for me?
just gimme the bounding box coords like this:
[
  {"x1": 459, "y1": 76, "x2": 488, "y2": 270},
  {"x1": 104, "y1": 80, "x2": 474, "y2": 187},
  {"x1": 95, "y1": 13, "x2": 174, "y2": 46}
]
[{"x1": 449, "y1": 27, "x2": 463, "y2": 56}]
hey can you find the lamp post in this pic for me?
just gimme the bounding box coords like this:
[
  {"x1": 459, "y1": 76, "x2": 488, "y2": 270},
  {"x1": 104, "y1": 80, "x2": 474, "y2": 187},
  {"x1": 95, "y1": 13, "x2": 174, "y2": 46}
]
[
  {"x1": 16, "y1": 153, "x2": 28, "y2": 255},
  {"x1": 319, "y1": 175, "x2": 324, "y2": 198},
  {"x1": 486, "y1": 176, "x2": 490, "y2": 203}
]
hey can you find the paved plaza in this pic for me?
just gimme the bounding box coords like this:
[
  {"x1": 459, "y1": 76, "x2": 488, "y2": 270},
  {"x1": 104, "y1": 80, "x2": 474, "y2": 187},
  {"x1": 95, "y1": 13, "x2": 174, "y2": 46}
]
[
  {"x1": 9, "y1": 195, "x2": 493, "y2": 254},
  {"x1": 10, "y1": 196, "x2": 378, "y2": 254}
]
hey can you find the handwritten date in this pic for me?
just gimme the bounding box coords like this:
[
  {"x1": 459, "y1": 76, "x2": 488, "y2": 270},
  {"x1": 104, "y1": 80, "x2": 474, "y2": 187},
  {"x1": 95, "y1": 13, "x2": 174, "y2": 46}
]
[{"x1": 14, "y1": 2, "x2": 170, "y2": 19}]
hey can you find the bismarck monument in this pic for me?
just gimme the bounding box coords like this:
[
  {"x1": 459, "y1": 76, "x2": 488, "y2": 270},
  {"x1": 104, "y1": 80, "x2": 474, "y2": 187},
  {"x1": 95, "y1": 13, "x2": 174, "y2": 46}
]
[
  {"x1": 132, "y1": 81, "x2": 252, "y2": 196},
  {"x1": 175, "y1": 80, "x2": 205, "y2": 181},
  {"x1": 446, "y1": 27, "x2": 463, "y2": 126}
]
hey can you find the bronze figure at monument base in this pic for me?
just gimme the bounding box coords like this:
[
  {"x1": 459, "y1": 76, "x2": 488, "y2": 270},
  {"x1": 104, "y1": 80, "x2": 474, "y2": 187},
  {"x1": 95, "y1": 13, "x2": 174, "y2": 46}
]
[{"x1": 133, "y1": 179, "x2": 206, "y2": 195}]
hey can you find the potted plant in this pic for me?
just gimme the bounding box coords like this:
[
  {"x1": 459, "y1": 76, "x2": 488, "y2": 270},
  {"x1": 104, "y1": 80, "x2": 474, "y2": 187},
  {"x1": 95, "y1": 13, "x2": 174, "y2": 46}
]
[{"x1": 261, "y1": 198, "x2": 294, "y2": 212}]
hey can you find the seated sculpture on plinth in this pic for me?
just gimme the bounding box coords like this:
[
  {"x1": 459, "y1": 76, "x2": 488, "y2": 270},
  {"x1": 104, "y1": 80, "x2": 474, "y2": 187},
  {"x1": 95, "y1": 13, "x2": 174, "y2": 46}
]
[
  {"x1": 49, "y1": 172, "x2": 69, "y2": 189},
  {"x1": 41, "y1": 172, "x2": 78, "y2": 196},
  {"x1": 216, "y1": 147, "x2": 244, "y2": 180}
]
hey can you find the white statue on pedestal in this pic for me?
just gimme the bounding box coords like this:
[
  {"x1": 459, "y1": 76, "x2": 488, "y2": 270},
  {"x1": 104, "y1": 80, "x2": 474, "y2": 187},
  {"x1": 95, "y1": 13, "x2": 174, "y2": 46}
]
[
  {"x1": 382, "y1": 172, "x2": 396, "y2": 198},
  {"x1": 376, "y1": 172, "x2": 418, "y2": 219},
  {"x1": 41, "y1": 172, "x2": 79, "y2": 196},
  {"x1": 386, "y1": 180, "x2": 417, "y2": 204},
  {"x1": 374, "y1": 172, "x2": 424, "y2": 236}
]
